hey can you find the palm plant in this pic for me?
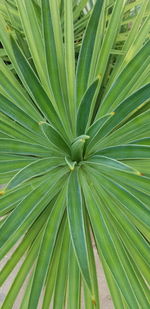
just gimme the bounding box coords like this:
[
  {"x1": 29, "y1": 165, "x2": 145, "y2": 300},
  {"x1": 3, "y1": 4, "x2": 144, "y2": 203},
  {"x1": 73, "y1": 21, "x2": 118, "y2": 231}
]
[{"x1": 0, "y1": 0, "x2": 150, "y2": 308}]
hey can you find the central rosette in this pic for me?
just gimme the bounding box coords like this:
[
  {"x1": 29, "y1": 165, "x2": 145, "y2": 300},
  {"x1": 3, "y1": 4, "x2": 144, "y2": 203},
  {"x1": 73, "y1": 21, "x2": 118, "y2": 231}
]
[{"x1": 71, "y1": 135, "x2": 90, "y2": 162}]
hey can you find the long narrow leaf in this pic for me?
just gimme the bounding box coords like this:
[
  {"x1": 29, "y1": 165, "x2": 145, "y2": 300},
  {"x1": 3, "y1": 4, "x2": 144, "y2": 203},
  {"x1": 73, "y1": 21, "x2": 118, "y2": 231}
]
[{"x1": 67, "y1": 169, "x2": 92, "y2": 292}]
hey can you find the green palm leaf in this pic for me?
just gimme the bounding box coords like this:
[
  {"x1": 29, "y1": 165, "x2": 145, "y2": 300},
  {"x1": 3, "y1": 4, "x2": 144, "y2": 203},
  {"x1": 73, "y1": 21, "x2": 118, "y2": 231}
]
[
  {"x1": 67, "y1": 169, "x2": 92, "y2": 293},
  {"x1": 0, "y1": 1, "x2": 150, "y2": 308}
]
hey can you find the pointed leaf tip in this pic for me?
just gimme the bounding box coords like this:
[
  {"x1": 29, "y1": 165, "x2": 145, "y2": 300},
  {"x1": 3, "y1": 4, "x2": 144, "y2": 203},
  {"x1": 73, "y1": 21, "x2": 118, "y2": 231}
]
[
  {"x1": 136, "y1": 171, "x2": 142, "y2": 176},
  {"x1": 65, "y1": 157, "x2": 77, "y2": 171},
  {"x1": 38, "y1": 121, "x2": 47, "y2": 125},
  {"x1": 80, "y1": 135, "x2": 90, "y2": 143},
  {"x1": 110, "y1": 112, "x2": 115, "y2": 116},
  {"x1": 0, "y1": 191, "x2": 5, "y2": 195},
  {"x1": 6, "y1": 25, "x2": 13, "y2": 33},
  {"x1": 92, "y1": 297, "x2": 96, "y2": 305},
  {"x1": 80, "y1": 139, "x2": 86, "y2": 143}
]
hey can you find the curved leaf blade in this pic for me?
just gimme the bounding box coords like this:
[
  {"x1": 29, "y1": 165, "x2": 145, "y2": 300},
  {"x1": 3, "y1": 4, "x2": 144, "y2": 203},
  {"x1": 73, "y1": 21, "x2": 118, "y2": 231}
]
[
  {"x1": 28, "y1": 186, "x2": 67, "y2": 309},
  {"x1": 77, "y1": 77, "x2": 100, "y2": 135},
  {"x1": 67, "y1": 169, "x2": 92, "y2": 292},
  {"x1": 96, "y1": 144, "x2": 150, "y2": 159},
  {"x1": 76, "y1": 0, "x2": 103, "y2": 104},
  {"x1": 7, "y1": 157, "x2": 65, "y2": 190},
  {"x1": 40, "y1": 122, "x2": 71, "y2": 155}
]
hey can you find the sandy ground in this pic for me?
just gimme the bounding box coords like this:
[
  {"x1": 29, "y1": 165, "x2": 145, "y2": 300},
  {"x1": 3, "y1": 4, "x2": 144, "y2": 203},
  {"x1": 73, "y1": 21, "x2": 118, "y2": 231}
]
[{"x1": 0, "y1": 243, "x2": 113, "y2": 308}]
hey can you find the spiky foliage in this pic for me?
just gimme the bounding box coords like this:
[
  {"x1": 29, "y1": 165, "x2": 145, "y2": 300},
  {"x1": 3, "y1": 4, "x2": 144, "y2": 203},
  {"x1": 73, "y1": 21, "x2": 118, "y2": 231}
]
[{"x1": 0, "y1": 0, "x2": 150, "y2": 308}]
